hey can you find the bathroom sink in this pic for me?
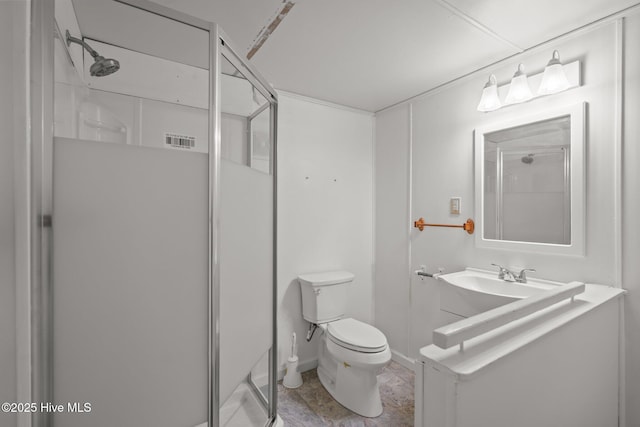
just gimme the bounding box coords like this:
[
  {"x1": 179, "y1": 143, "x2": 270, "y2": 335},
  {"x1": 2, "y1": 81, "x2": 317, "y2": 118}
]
[{"x1": 438, "y1": 268, "x2": 562, "y2": 318}]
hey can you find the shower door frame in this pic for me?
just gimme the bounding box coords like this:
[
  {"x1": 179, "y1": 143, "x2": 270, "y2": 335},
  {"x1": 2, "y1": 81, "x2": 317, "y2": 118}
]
[{"x1": 28, "y1": 0, "x2": 279, "y2": 426}]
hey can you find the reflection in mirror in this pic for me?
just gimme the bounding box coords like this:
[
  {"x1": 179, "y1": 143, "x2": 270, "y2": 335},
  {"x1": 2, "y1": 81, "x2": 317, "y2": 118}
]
[
  {"x1": 484, "y1": 116, "x2": 570, "y2": 244},
  {"x1": 475, "y1": 103, "x2": 585, "y2": 255},
  {"x1": 221, "y1": 55, "x2": 271, "y2": 174}
]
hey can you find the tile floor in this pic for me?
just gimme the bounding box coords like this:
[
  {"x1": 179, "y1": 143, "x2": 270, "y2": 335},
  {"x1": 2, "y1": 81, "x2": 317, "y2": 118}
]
[{"x1": 278, "y1": 360, "x2": 414, "y2": 426}]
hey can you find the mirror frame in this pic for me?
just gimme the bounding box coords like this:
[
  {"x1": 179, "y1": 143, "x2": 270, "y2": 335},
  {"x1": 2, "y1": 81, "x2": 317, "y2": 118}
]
[{"x1": 474, "y1": 102, "x2": 586, "y2": 255}]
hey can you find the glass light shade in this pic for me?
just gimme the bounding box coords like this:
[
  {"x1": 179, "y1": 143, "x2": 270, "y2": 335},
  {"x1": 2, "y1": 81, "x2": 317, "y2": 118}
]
[
  {"x1": 538, "y1": 50, "x2": 570, "y2": 95},
  {"x1": 505, "y1": 64, "x2": 533, "y2": 104},
  {"x1": 477, "y1": 74, "x2": 501, "y2": 112}
]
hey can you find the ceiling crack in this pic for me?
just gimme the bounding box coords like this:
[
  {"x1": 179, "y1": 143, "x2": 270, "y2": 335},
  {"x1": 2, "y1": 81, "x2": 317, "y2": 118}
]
[{"x1": 247, "y1": 0, "x2": 297, "y2": 60}]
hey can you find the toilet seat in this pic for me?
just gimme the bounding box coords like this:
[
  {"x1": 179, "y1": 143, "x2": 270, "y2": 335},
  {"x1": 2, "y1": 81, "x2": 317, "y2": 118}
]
[{"x1": 327, "y1": 318, "x2": 387, "y2": 353}]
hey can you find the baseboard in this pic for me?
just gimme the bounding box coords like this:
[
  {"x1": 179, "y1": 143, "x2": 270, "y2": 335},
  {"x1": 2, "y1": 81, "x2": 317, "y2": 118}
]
[
  {"x1": 277, "y1": 358, "x2": 318, "y2": 381},
  {"x1": 391, "y1": 349, "x2": 416, "y2": 371},
  {"x1": 277, "y1": 351, "x2": 414, "y2": 380}
]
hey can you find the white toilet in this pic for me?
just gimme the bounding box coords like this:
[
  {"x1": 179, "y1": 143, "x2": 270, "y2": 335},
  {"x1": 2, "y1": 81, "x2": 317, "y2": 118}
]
[{"x1": 298, "y1": 271, "x2": 391, "y2": 417}]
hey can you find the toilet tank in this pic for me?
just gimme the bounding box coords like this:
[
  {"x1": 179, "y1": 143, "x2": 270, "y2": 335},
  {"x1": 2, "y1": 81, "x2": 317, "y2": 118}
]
[{"x1": 298, "y1": 271, "x2": 354, "y2": 323}]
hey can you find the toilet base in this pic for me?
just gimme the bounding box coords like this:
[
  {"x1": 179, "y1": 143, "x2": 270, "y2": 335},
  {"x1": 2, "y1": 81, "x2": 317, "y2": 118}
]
[
  {"x1": 317, "y1": 363, "x2": 384, "y2": 417},
  {"x1": 317, "y1": 335, "x2": 391, "y2": 417}
]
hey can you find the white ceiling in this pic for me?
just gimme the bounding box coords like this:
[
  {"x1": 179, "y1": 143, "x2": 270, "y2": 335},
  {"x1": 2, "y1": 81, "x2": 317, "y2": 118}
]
[{"x1": 72, "y1": 0, "x2": 640, "y2": 111}]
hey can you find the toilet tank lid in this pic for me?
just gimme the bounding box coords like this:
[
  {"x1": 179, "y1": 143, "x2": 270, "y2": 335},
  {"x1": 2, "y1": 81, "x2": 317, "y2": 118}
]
[{"x1": 298, "y1": 271, "x2": 354, "y2": 287}]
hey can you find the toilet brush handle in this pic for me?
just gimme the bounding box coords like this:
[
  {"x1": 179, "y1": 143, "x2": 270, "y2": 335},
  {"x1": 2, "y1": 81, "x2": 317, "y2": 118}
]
[{"x1": 291, "y1": 332, "x2": 297, "y2": 357}]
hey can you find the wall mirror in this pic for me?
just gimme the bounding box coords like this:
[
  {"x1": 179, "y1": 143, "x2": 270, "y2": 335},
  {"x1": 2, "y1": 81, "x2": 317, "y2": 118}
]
[{"x1": 474, "y1": 103, "x2": 586, "y2": 255}]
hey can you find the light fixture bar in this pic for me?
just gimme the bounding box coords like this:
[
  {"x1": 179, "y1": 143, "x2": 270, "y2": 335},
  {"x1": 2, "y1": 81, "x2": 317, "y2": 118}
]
[{"x1": 479, "y1": 60, "x2": 581, "y2": 112}]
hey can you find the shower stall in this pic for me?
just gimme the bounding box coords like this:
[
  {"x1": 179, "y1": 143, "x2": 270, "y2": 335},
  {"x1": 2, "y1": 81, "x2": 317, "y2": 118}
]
[{"x1": 28, "y1": 1, "x2": 278, "y2": 426}]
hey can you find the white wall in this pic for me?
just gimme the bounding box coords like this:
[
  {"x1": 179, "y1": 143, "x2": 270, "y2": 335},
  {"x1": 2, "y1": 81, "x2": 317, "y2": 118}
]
[
  {"x1": 623, "y1": 12, "x2": 640, "y2": 427},
  {"x1": 376, "y1": 14, "x2": 640, "y2": 426},
  {"x1": 374, "y1": 104, "x2": 411, "y2": 356},
  {"x1": 376, "y1": 22, "x2": 621, "y2": 354},
  {"x1": 55, "y1": 76, "x2": 375, "y2": 385},
  {"x1": 277, "y1": 92, "x2": 374, "y2": 373}
]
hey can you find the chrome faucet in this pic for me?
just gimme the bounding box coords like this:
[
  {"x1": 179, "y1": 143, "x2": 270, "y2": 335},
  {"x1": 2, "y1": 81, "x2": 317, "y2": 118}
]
[
  {"x1": 515, "y1": 268, "x2": 536, "y2": 283},
  {"x1": 491, "y1": 264, "x2": 536, "y2": 283},
  {"x1": 491, "y1": 263, "x2": 516, "y2": 282}
]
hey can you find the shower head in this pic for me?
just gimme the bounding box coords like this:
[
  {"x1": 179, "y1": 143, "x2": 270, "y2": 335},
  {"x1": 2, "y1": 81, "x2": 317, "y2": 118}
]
[
  {"x1": 66, "y1": 30, "x2": 120, "y2": 77},
  {"x1": 521, "y1": 154, "x2": 534, "y2": 164},
  {"x1": 89, "y1": 56, "x2": 120, "y2": 77}
]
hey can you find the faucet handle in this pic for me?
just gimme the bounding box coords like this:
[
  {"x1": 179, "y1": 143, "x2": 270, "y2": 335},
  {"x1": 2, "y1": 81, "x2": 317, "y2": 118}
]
[
  {"x1": 516, "y1": 268, "x2": 536, "y2": 283},
  {"x1": 491, "y1": 263, "x2": 508, "y2": 279}
]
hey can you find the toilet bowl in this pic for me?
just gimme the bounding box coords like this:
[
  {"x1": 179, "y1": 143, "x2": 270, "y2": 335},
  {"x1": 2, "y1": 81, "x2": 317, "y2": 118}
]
[
  {"x1": 317, "y1": 318, "x2": 391, "y2": 417},
  {"x1": 298, "y1": 271, "x2": 391, "y2": 417}
]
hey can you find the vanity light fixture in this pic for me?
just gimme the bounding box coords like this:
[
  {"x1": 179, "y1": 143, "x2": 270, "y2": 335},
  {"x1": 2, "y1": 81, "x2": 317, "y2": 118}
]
[
  {"x1": 538, "y1": 50, "x2": 570, "y2": 95},
  {"x1": 477, "y1": 74, "x2": 502, "y2": 112},
  {"x1": 504, "y1": 63, "x2": 533, "y2": 105},
  {"x1": 477, "y1": 50, "x2": 577, "y2": 112}
]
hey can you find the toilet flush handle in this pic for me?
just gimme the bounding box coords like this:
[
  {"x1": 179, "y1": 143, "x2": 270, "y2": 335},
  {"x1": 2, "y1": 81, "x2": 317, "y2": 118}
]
[
  {"x1": 306, "y1": 322, "x2": 319, "y2": 342},
  {"x1": 314, "y1": 288, "x2": 321, "y2": 296}
]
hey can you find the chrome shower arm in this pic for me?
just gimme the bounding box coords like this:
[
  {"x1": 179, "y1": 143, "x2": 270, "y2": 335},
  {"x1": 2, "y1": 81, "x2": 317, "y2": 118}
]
[
  {"x1": 65, "y1": 30, "x2": 99, "y2": 58},
  {"x1": 64, "y1": 30, "x2": 120, "y2": 77}
]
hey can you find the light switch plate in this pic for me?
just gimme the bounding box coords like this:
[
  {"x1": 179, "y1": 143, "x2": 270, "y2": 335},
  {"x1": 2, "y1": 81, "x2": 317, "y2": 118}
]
[{"x1": 450, "y1": 197, "x2": 461, "y2": 215}]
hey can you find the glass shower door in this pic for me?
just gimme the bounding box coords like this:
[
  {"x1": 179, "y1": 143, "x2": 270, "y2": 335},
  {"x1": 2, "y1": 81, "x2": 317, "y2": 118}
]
[
  {"x1": 42, "y1": 2, "x2": 278, "y2": 427},
  {"x1": 218, "y1": 48, "x2": 277, "y2": 426}
]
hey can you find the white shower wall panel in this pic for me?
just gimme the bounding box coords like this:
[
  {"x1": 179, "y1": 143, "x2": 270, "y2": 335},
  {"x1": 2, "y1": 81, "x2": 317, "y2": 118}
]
[
  {"x1": 138, "y1": 97, "x2": 208, "y2": 153},
  {"x1": 54, "y1": 83, "x2": 250, "y2": 162}
]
